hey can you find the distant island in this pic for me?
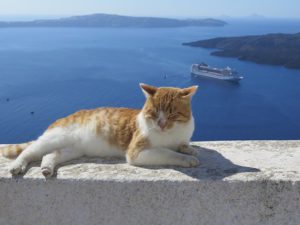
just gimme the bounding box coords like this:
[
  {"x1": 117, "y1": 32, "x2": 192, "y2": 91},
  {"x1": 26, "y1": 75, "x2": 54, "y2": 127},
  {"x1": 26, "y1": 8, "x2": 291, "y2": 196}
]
[
  {"x1": 0, "y1": 13, "x2": 226, "y2": 28},
  {"x1": 183, "y1": 33, "x2": 300, "y2": 69}
]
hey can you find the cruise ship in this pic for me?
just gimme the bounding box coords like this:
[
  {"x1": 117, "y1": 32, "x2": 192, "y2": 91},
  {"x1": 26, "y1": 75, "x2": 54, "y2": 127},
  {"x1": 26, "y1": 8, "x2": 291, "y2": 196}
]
[{"x1": 191, "y1": 63, "x2": 244, "y2": 81}]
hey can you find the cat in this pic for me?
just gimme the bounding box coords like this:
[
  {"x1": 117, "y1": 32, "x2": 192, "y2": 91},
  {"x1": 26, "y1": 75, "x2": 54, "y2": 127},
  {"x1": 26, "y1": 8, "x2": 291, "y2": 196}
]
[{"x1": 0, "y1": 83, "x2": 199, "y2": 177}]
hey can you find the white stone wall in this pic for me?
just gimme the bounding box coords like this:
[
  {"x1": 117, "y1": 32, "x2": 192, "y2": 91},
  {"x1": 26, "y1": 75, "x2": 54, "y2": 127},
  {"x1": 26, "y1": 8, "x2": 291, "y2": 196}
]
[{"x1": 0, "y1": 141, "x2": 299, "y2": 225}]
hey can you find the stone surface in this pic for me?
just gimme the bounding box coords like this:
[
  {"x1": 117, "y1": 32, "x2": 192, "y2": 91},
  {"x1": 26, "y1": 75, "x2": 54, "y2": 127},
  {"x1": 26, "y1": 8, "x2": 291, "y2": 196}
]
[{"x1": 0, "y1": 141, "x2": 299, "y2": 225}]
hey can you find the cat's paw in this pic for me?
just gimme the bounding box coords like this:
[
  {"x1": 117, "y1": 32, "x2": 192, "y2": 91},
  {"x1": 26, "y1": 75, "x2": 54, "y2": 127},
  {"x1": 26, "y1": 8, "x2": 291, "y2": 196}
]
[
  {"x1": 9, "y1": 161, "x2": 27, "y2": 175},
  {"x1": 181, "y1": 156, "x2": 199, "y2": 168},
  {"x1": 179, "y1": 145, "x2": 199, "y2": 157},
  {"x1": 41, "y1": 166, "x2": 54, "y2": 178},
  {"x1": 187, "y1": 147, "x2": 199, "y2": 157}
]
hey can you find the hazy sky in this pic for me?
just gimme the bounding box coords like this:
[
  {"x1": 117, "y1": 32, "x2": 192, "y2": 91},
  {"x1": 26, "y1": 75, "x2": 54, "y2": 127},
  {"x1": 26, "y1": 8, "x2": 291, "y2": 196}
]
[{"x1": 0, "y1": 0, "x2": 299, "y2": 18}]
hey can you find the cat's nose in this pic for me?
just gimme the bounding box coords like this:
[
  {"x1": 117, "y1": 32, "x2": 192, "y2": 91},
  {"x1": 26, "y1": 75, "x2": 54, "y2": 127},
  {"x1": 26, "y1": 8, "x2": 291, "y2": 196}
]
[{"x1": 157, "y1": 119, "x2": 167, "y2": 130}]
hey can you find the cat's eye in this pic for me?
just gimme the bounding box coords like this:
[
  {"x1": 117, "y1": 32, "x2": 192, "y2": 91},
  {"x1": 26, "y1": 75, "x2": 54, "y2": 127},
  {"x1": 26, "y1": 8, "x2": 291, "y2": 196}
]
[
  {"x1": 168, "y1": 114, "x2": 178, "y2": 119},
  {"x1": 145, "y1": 110, "x2": 158, "y2": 119},
  {"x1": 152, "y1": 111, "x2": 158, "y2": 118},
  {"x1": 168, "y1": 112, "x2": 188, "y2": 121},
  {"x1": 145, "y1": 114, "x2": 153, "y2": 119},
  {"x1": 168, "y1": 113, "x2": 184, "y2": 121}
]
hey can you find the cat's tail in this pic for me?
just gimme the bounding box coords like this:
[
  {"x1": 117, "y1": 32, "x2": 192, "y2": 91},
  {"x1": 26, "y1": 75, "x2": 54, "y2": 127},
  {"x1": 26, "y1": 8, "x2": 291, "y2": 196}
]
[{"x1": 0, "y1": 141, "x2": 33, "y2": 158}]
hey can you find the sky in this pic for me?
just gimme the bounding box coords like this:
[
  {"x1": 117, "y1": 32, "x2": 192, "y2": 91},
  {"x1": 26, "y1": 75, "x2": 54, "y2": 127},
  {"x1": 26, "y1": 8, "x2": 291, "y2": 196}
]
[{"x1": 0, "y1": 0, "x2": 299, "y2": 19}]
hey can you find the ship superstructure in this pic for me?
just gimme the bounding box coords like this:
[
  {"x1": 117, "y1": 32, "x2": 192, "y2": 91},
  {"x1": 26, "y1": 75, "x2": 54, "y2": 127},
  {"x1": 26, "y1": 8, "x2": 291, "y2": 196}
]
[{"x1": 191, "y1": 63, "x2": 243, "y2": 81}]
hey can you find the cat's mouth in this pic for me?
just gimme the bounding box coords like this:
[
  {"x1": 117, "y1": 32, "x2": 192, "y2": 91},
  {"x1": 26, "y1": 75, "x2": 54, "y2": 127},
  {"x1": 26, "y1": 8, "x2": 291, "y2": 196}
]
[
  {"x1": 157, "y1": 122, "x2": 173, "y2": 132},
  {"x1": 158, "y1": 127, "x2": 167, "y2": 132}
]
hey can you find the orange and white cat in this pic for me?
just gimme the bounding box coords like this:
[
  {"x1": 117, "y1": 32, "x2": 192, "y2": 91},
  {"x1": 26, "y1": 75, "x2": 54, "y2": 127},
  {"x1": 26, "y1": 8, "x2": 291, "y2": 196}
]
[{"x1": 0, "y1": 83, "x2": 199, "y2": 177}]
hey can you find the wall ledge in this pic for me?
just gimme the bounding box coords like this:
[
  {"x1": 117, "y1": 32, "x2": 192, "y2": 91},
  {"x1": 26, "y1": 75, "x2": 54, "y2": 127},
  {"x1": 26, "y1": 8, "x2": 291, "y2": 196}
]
[{"x1": 0, "y1": 140, "x2": 299, "y2": 225}]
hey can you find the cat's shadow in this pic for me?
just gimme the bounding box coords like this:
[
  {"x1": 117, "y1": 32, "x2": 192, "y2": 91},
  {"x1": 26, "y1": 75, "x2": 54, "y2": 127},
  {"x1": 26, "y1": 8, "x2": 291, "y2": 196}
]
[
  {"x1": 129, "y1": 145, "x2": 260, "y2": 180},
  {"x1": 16, "y1": 145, "x2": 260, "y2": 180},
  {"x1": 172, "y1": 145, "x2": 260, "y2": 180}
]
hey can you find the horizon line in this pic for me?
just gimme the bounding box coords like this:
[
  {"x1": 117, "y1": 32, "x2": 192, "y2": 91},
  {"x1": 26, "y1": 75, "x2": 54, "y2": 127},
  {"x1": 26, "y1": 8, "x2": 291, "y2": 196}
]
[{"x1": 0, "y1": 13, "x2": 300, "y2": 20}]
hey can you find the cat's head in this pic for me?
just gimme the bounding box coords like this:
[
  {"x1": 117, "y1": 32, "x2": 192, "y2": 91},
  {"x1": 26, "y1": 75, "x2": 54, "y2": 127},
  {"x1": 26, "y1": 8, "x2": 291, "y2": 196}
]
[{"x1": 140, "y1": 83, "x2": 198, "y2": 132}]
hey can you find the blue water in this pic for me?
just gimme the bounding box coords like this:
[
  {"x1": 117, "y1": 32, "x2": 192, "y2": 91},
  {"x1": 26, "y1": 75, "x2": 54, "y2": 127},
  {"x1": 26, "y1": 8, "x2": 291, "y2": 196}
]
[{"x1": 0, "y1": 19, "x2": 300, "y2": 143}]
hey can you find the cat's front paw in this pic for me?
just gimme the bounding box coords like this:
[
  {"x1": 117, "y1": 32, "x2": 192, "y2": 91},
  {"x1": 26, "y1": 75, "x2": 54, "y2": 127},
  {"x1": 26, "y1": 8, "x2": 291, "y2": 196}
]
[
  {"x1": 41, "y1": 166, "x2": 54, "y2": 178},
  {"x1": 178, "y1": 145, "x2": 199, "y2": 157},
  {"x1": 9, "y1": 160, "x2": 27, "y2": 175},
  {"x1": 181, "y1": 156, "x2": 199, "y2": 168}
]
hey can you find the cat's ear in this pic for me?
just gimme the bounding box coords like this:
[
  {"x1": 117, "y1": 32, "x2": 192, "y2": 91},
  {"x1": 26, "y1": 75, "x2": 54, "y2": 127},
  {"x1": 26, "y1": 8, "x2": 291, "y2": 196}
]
[
  {"x1": 140, "y1": 83, "x2": 157, "y2": 97},
  {"x1": 180, "y1": 85, "x2": 198, "y2": 98}
]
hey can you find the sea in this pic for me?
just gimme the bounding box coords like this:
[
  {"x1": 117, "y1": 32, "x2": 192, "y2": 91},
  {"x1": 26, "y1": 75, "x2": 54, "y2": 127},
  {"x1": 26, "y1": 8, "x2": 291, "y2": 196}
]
[{"x1": 0, "y1": 19, "x2": 300, "y2": 143}]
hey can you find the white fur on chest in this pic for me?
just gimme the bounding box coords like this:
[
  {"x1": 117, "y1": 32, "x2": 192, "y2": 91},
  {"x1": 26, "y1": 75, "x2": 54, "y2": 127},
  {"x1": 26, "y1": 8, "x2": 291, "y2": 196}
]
[{"x1": 137, "y1": 113, "x2": 194, "y2": 149}]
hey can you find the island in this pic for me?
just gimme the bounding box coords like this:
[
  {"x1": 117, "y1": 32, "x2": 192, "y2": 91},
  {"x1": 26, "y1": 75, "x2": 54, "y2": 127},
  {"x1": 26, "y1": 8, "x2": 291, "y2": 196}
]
[
  {"x1": 0, "y1": 13, "x2": 226, "y2": 28},
  {"x1": 183, "y1": 33, "x2": 300, "y2": 69}
]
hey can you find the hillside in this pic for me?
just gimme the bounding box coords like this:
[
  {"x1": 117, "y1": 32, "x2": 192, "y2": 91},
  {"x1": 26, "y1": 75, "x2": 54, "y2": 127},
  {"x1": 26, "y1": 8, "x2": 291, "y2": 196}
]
[
  {"x1": 0, "y1": 13, "x2": 226, "y2": 28},
  {"x1": 183, "y1": 33, "x2": 300, "y2": 69}
]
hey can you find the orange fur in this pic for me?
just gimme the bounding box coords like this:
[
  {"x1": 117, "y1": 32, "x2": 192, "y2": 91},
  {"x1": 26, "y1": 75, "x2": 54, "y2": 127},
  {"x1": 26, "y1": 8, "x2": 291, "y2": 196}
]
[
  {"x1": 48, "y1": 108, "x2": 143, "y2": 151},
  {"x1": 142, "y1": 85, "x2": 196, "y2": 129},
  {"x1": 0, "y1": 142, "x2": 33, "y2": 158}
]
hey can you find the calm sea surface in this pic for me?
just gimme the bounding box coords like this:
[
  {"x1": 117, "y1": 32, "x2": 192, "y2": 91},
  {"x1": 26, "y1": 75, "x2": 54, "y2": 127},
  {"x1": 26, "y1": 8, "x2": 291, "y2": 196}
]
[{"x1": 0, "y1": 19, "x2": 300, "y2": 142}]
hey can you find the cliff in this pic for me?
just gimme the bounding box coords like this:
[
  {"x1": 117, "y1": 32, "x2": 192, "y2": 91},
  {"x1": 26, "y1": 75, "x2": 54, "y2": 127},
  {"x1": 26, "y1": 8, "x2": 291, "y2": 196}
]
[{"x1": 183, "y1": 33, "x2": 300, "y2": 69}]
